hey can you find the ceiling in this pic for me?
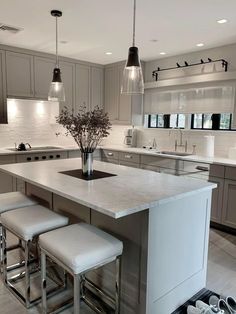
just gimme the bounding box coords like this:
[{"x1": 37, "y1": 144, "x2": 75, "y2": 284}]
[{"x1": 0, "y1": 0, "x2": 236, "y2": 65}]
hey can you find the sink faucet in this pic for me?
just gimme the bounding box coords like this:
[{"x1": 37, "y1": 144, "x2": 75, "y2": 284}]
[{"x1": 175, "y1": 129, "x2": 187, "y2": 152}]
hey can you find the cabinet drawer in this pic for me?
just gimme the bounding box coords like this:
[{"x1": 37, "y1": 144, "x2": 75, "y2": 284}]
[
  {"x1": 141, "y1": 155, "x2": 176, "y2": 169},
  {"x1": 119, "y1": 152, "x2": 140, "y2": 164},
  {"x1": 224, "y1": 166, "x2": 236, "y2": 180},
  {"x1": 210, "y1": 164, "x2": 225, "y2": 178},
  {"x1": 183, "y1": 161, "x2": 209, "y2": 177},
  {"x1": 140, "y1": 164, "x2": 159, "y2": 172},
  {"x1": 101, "y1": 150, "x2": 119, "y2": 160},
  {"x1": 0, "y1": 155, "x2": 16, "y2": 164},
  {"x1": 68, "y1": 150, "x2": 81, "y2": 158}
]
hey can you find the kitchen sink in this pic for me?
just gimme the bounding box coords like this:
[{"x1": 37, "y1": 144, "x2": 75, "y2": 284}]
[
  {"x1": 7, "y1": 146, "x2": 62, "y2": 151},
  {"x1": 157, "y1": 151, "x2": 193, "y2": 157}
]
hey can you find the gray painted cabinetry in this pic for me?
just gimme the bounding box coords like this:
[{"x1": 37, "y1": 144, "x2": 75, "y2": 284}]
[{"x1": 6, "y1": 51, "x2": 34, "y2": 98}]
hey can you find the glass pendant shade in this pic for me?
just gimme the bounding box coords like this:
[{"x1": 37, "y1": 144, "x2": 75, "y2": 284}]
[
  {"x1": 121, "y1": 46, "x2": 144, "y2": 95},
  {"x1": 48, "y1": 68, "x2": 65, "y2": 102}
]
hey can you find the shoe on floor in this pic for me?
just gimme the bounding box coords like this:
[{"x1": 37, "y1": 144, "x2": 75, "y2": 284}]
[
  {"x1": 226, "y1": 296, "x2": 236, "y2": 313},
  {"x1": 195, "y1": 300, "x2": 216, "y2": 314},
  {"x1": 209, "y1": 296, "x2": 225, "y2": 313},
  {"x1": 188, "y1": 303, "x2": 215, "y2": 314}
]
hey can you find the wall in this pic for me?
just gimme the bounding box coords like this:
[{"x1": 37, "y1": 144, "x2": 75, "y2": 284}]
[{"x1": 0, "y1": 99, "x2": 76, "y2": 148}]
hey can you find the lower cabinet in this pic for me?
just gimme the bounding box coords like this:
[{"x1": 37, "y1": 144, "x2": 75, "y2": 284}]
[
  {"x1": 209, "y1": 176, "x2": 224, "y2": 223},
  {"x1": 119, "y1": 160, "x2": 140, "y2": 168},
  {"x1": 0, "y1": 155, "x2": 16, "y2": 193},
  {"x1": 222, "y1": 179, "x2": 236, "y2": 228}
]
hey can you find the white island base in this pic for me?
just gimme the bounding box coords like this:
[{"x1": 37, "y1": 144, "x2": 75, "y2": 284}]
[{"x1": 27, "y1": 183, "x2": 211, "y2": 314}]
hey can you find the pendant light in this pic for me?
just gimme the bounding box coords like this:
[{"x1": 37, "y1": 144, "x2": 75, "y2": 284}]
[
  {"x1": 121, "y1": 0, "x2": 144, "y2": 95},
  {"x1": 48, "y1": 10, "x2": 65, "y2": 102}
]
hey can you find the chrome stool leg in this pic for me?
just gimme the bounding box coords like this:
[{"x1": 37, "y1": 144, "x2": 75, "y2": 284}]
[
  {"x1": 115, "y1": 256, "x2": 122, "y2": 314},
  {"x1": 25, "y1": 240, "x2": 31, "y2": 308},
  {"x1": 74, "y1": 274, "x2": 81, "y2": 314},
  {"x1": 41, "y1": 251, "x2": 47, "y2": 314},
  {"x1": 2, "y1": 226, "x2": 7, "y2": 285}
]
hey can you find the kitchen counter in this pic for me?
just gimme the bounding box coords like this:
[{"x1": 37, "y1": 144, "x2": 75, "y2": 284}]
[
  {"x1": 101, "y1": 144, "x2": 236, "y2": 167},
  {"x1": 0, "y1": 158, "x2": 215, "y2": 219},
  {"x1": 0, "y1": 158, "x2": 215, "y2": 313},
  {"x1": 0, "y1": 145, "x2": 80, "y2": 155}
]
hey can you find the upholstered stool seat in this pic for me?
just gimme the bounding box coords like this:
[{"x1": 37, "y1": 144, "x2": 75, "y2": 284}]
[
  {"x1": 0, "y1": 191, "x2": 37, "y2": 214},
  {"x1": 1, "y1": 205, "x2": 69, "y2": 241},
  {"x1": 39, "y1": 223, "x2": 123, "y2": 314},
  {"x1": 1, "y1": 205, "x2": 69, "y2": 308},
  {"x1": 40, "y1": 223, "x2": 123, "y2": 274}
]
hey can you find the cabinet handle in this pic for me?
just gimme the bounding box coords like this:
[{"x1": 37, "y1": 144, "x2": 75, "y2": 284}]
[
  {"x1": 107, "y1": 152, "x2": 113, "y2": 156},
  {"x1": 124, "y1": 154, "x2": 132, "y2": 159},
  {"x1": 196, "y1": 166, "x2": 209, "y2": 172}
]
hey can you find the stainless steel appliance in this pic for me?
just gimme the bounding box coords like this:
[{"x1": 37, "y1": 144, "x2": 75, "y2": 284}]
[{"x1": 124, "y1": 128, "x2": 137, "y2": 147}]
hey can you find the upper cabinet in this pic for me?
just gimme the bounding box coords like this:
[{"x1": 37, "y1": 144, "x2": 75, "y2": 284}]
[
  {"x1": 104, "y1": 63, "x2": 143, "y2": 125},
  {"x1": 75, "y1": 64, "x2": 90, "y2": 113},
  {"x1": 90, "y1": 67, "x2": 104, "y2": 110},
  {"x1": 34, "y1": 56, "x2": 55, "y2": 99},
  {"x1": 6, "y1": 51, "x2": 34, "y2": 98},
  {"x1": 59, "y1": 61, "x2": 76, "y2": 112},
  {"x1": 0, "y1": 50, "x2": 7, "y2": 123}
]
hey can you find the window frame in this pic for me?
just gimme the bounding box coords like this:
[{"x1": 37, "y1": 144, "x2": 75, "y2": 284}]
[
  {"x1": 148, "y1": 114, "x2": 185, "y2": 129},
  {"x1": 191, "y1": 113, "x2": 233, "y2": 131}
]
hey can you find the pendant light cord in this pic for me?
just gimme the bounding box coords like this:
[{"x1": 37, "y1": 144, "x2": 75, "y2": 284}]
[
  {"x1": 132, "y1": 0, "x2": 136, "y2": 47},
  {"x1": 56, "y1": 16, "x2": 59, "y2": 68}
]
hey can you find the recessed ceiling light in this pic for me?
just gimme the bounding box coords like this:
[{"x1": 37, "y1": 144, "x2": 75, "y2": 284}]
[
  {"x1": 105, "y1": 52, "x2": 112, "y2": 55},
  {"x1": 60, "y1": 40, "x2": 68, "y2": 44},
  {"x1": 196, "y1": 43, "x2": 204, "y2": 47},
  {"x1": 150, "y1": 39, "x2": 158, "y2": 43},
  {"x1": 217, "y1": 19, "x2": 228, "y2": 24},
  {"x1": 160, "y1": 52, "x2": 166, "y2": 55}
]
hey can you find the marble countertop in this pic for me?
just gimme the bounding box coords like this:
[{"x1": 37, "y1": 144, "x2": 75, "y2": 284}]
[
  {"x1": 0, "y1": 146, "x2": 81, "y2": 155},
  {"x1": 0, "y1": 158, "x2": 215, "y2": 219},
  {"x1": 101, "y1": 145, "x2": 236, "y2": 167}
]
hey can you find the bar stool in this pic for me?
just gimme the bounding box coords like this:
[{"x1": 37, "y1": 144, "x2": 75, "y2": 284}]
[
  {"x1": 39, "y1": 223, "x2": 123, "y2": 314},
  {"x1": 1, "y1": 204, "x2": 69, "y2": 308},
  {"x1": 0, "y1": 192, "x2": 38, "y2": 265}
]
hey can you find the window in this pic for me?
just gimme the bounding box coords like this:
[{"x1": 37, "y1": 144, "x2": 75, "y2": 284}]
[
  {"x1": 191, "y1": 113, "x2": 233, "y2": 130},
  {"x1": 148, "y1": 114, "x2": 186, "y2": 128}
]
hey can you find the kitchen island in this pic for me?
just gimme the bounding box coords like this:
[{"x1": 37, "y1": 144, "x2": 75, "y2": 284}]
[{"x1": 0, "y1": 159, "x2": 216, "y2": 314}]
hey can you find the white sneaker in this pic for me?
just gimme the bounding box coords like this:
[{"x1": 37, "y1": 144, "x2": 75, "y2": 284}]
[
  {"x1": 196, "y1": 300, "x2": 216, "y2": 314},
  {"x1": 209, "y1": 296, "x2": 226, "y2": 313},
  {"x1": 187, "y1": 305, "x2": 202, "y2": 314},
  {"x1": 226, "y1": 296, "x2": 236, "y2": 313}
]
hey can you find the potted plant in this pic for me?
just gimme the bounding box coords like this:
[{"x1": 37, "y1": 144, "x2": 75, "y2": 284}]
[{"x1": 56, "y1": 105, "x2": 111, "y2": 177}]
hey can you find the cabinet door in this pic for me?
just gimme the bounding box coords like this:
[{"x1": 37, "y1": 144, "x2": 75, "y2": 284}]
[
  {"x1": 6, "y1": 51, "x2": 34, "y2": 97},
  {"x1": 0, "y1": 155, "x2": 16, "y2": 193},
  {"x1": 118, "y1": 65, "x2": 131, "y2": 124},
  {"x1": 104, "y1": 66, "x2": 119, "y2": 121},
  {"x1": 60, "y1": 61, "x2": 76, "y2": 113},
  {"x1": 0, "y1": 50, "x2": 7, "y2": 123},
  {"x1": 34, "y1": 56, "x2": 55, "y2": 99},
  {"x1": 90, "y1": 67, "x2": 104, "y2": 110},
  {"x1": 209, "y1": 176, "x2": 224, "y2": 223},
  {"x1": 222, "y1": 179, "x2": 236, "y2": 228},
  {"x1": 75, "y1": 64, "x2": 90, "y2": 113}
]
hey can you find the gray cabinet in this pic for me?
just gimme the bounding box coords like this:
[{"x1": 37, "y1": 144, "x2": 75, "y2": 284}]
[
  {"x1": 0, "y1": 155, "x2": 16, "y2": 193},
  {"x1": 75, "y1": 64, "x2": 90, "y2": 112},
  {"x1": 209, "y1": 176, "x2": 224, "y2": 223},
  {"x1": 104, "y1": 66, "x2": 119, "y2": 121},
  {"x1": 34, "y1": 56, "x2": 55, "y2": 99},
  {"x1": 60, "y1": 61, "x2": 76, "y2": 112},
  {"x1": 222, "y1": 179, "x2": 236, "y2": 228},
  {"x1": 118, "y1": 65, "x2": 132, "y2": 124},
  {"x1": 6, "y1": 51, "x2": 34, "y2": 98},
  {"x1": 0, "y1": 50, "x2": 7, "y2": 123},
  {"x1": 90, "y1": 67, "x2": 104, "y2": 110}
]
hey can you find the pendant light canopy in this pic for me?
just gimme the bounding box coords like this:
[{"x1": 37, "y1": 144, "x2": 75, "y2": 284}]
[
  {"x1": 121, "y1": 0, "x2": 144, "y2": 95},
  {"x1": 48, "y1": 10, "x2": 65, "y2": 102}
]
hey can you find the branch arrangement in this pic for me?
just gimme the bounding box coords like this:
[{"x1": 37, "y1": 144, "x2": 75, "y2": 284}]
[{"x1": 56, "y1": 105, "x2": 112, "y2": 153}]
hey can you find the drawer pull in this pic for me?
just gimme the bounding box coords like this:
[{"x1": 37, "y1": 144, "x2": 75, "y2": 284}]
[
  {"x1": 196, "y1": 166, "x2": 209, "y2": 172},
  {"x1": 124, "y1": 154, "x2": 132, "y2": 159},
  {"x1": 107, "y1": 152, "x2": 113, "y2": 156}
]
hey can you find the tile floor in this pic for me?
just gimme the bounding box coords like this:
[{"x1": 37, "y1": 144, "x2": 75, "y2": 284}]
[{"x1": 0, "y1": 228, "x2": 235, "y2": 313}]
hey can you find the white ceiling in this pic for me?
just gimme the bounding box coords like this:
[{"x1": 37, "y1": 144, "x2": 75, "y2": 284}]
[{"x1": 0, "y1": 0, "x2": 236, "y2": 65}]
